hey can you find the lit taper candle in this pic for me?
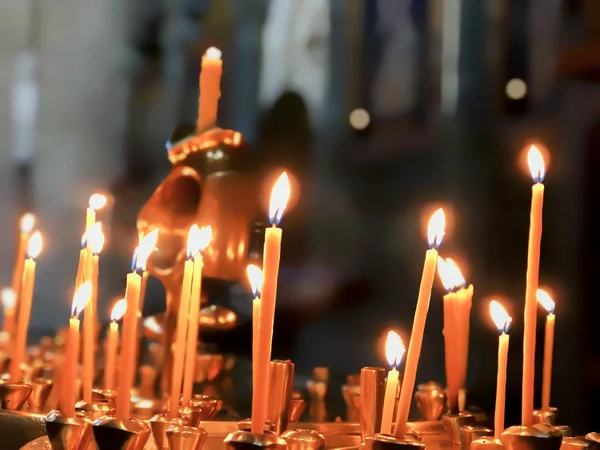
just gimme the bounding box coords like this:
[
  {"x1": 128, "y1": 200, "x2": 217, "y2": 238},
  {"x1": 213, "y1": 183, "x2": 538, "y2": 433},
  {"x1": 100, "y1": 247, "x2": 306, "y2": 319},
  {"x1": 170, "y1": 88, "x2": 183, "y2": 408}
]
[
  {"x1": 537, "y1": 289, "x2": 555, "y2": 412},
  {"x1": 490, "y1": 300, "x2": 511, "y2": 438},
  {"x1": 380, "y1": 330, "x2": 405, "y2": 435}
]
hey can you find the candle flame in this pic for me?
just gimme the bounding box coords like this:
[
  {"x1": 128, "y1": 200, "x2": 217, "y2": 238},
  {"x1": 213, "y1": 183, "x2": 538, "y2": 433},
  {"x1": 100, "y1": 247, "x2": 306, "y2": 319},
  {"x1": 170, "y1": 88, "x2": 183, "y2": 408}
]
[
  {"x1": 246, "y1": 264, "x2": 263, "y2": 298},
  {"x1": 205, "y1": 46, "x2": 222, "y2": 59},
  {"x1": 20, "y1": 213, "x2": 35, "y2": 233},
  {"x1": 110, "y1": 299, "x2": 127, "y2": 321},
  {"x1": 385, "y1": 330, "x2": 405, "y2": 369},
  {"x1": 134, "y1": 229, "x2": 159, "y2": 271},
  {"x1": 490, "y1": 300, "x2": 512, "y2": 333},
  {"x1": 536, "y1": 289, "x2": 555, "y2": 314},
  {"x1": 89, "y1": 194, "x2": 107, "y2": 210},
  {"x1": 144, "y1": 316, "x2": 162, "y2": 334},
  {"x1": 527, "y1": 145, "x2": 546, "y2": 183},
  {"x1": 86, "y1": 222, "x2": 105, "y2": 255},
  {"x1": 72, "y1": 281, "x2": 92, "y2": 317},
  {"x1": 1, "y1": 288, "x2": 16, "y2": 310},
  {"x1": 27, "y1": 231, "x2": 43, "y2": 259},
  {"x1": 269, "y1": 172, "x2": 291, "y2": 225},
  {"x1": 186, "y1": 225, "x2": 212, "y2": 258},
  {"x1": 427, "y1": 208, "x2": 446, "y2": 249},
  {"x1": 437, "y1": 257, "x2": 455, "y2": 292},
  {"x1": 445, "y1": 258, "x2": 466, "y2": 289}
]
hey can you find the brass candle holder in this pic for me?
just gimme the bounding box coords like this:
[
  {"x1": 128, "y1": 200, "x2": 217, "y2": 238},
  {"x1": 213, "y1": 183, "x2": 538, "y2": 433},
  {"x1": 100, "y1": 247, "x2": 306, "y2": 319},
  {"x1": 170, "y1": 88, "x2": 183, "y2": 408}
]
[
  {"x1": 224, "y1": 430, "x2": 287, "y2": 450},
  {"x1": 415, "y1": 382, "x2": 446, "y2": 421},
  {"x1": 282, "y1": 429, "x2": 325, "y2": 450},
  {"x1": 500, "y1": 425, "x2": 563, "y2": 450},
  {"x1": 167, "y1": 424, "x2": 209, "y2": 450},
  {"x1": 441, "y1": 411, "x2": 475, "y2": 445},
  {"x1": 92, "y1": 415, "x2": 151, "y2": 450},
  {"x1": 45, "y1": 409, "x2": 93, "y2": 450},
  {"x1": 0, "y1": 381, "x2": 32, "y2": 411},
  {"x1": 363, "y1": 433, "x2": 424, "y2": 450},
  {"x1": 150, "y1": 413, "x2": 190, "y2": 450}
]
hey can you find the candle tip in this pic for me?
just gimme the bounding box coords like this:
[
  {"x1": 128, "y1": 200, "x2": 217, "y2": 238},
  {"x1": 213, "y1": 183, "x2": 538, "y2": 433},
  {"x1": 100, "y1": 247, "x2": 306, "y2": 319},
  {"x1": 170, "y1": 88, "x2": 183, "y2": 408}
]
[
  {"x1": 1, "y1": 288, "x2": 16, "y2": 310},
  {"x1": 246, "y1": 264, "x2": 263, "y2": 298},
  {"x1": 269, "y1": 172, "x2": 291, "y2": 225},
  {"x1": 19, "y1": 213, "x2": 35, "y2": 233},
  {"x1": 490, "y1": 300, "x2": 512, "y2": 333},
  {"x1": 527, "y1": 145, "x2": 546, "y2": 183},
  {"x1": 72, "y1": 282, "x2": 92, "y2": 317},
  {"x1": 110, "y1": 298, "x2": 127, "y2": 321},
  {"x1": 27, "y1": 231, "x2": 43, "y2": 259},
  {"x1": 187, "y1": 225, "x2": 212, "y2": 258},
  {"x1": 536, "y1": 289, "x2": 555, "y2": 314},
  {"x1": 385, "y1": 330, "x2": 405, "y2": 369},
  {"x1": 89, "y1": 193, "x2": 108, "y2": 210},
  {"x1": 135, "y1": 229, "x2": 159, "y2": 271},
  {"x1": 205, "y1": 46, "x2": 222, "y2": 60},
  {"x1": 427, "y1": 208, "x2": 446, "y2": 249}
]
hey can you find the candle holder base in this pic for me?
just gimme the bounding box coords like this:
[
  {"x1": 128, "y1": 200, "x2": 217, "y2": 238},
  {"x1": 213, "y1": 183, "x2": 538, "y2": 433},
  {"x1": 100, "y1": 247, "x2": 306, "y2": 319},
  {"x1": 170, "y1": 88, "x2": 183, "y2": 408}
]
[
  {"x1": 74, "y1": 399, "x2": 115, "y2": 421},
  {"x1": 92, "y1": 389, "x2": 118, "y2": 403},
  {"x1": 362, "y1": 433, "x2": 424, "y2": 450},
  {"x1": 28, "y1": 378, "x2": 52, "y2": 413},
  {"x1": 150, "y1": 413, "x2": 190, "y2": 450},
  {"x1": 282, "y1": 429, "x2": 325, "y2": 450},
  {"x1": 500, "y1": 425, "x2": 563, "y2": 450},
  {"x1": 442, "y1": 412, "x2": 476, "y2": 445},
  {"x1": 237, "y1": 419, "x2": 276, "y2": 433},
  {"x1": 224, "y1": 430, "x2": 287, "y2": 450},
  {"x1": 45, "y1": 409, "x2": 93, "y2": 450},
  {"x1": 584, "y1": 432, "x2": 600, "y2": 450},
  {"x1": 178, "y1": 395, "x2": 222, "y2": 426},
  {"x1": 289, "y1": 393, "x2": 306, "y2": 422},
  {"x1": 168, "y1": 424, "x2": 209, "y2": 450},
  {"x1": 461, "y1": 426, "x2": 494, "y2": 449},
  {"x1": 306, "y1": 381, "x2": 326, "y2": 402},
  {"x1": 533, "y1": 409, "x2": 558, "y2": 426},
  {"x1": 561, "y1": 437, "x2": 589, "y2": 450},
  {"x1": 0, "y1": 381, "x2": 32, "y2": 411},
  {"x1": 415, "y1": 383, "x2": 446, "y2": 422},
  {"x1": 554, "y1": 426, "x2": 573, "y2": 437},
  {"x1": 471, "y1": 437, "x2": 504, "y2": 450},
  {"x1": 92, "y1": 415, "x2": 151, "y2": 450}
]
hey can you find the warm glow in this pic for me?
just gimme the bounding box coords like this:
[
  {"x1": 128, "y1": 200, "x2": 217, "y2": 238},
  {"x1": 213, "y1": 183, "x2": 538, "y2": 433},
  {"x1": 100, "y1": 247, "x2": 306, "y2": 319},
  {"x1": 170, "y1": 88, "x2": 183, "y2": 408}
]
[
  {"x1": 27, "y1": 231, "x2": 43, "y2": 259},
  {"x1": 72, "y1": 281, "x2": 92, "y2": 317},
  {"x1": 205, "y1": 46, "x2": 222, "y2": 60},
  {"x1": 110, "y1": 299, "x2": 127, "y2": 321},
  {"x1": 1, "y1": 288, "x2": 16, "y2": 310},
  {"x1": 187, "y1": 225, "x2": 212, "y2": 258},
  {"x1": 89, "y1": 194, "x2": 107, "y2": 211},
  {"x1": 144, "y1": 316, "x2": 162, "y2": 334},
  {"x1": 135, "y1": 229, "x2": 159, "y2": 270},
  {"x1": 445, "y1": 258, "x2": 466, "y2": 289},
  {"x1": 536, "y1": 289, "x2": 555, "y2": 314},
  {"x1": 527, "y1": 145, "x2": 546, "y2": 183},
  {"x1": 269, "y1": 172, "x2": 291, "y2": 225},
  {"x1": 20, "y1": 213, "x2": 35, "y2": 233},
  {"x1": 86, "y1": 222, "x2": 105, "y2": 254},
  {"x1": 490, "y1": 300, "x2": 512, "y2": 333},
  {"x1": 349, "y1": 108, "x2": 371, "y2": 130},
  {"x1": 437, "y1": 257, "x2": 455, "y2": 292},
  {"x1": 246, "y1": 264, "x2": 263, "y2": 298},
  {"x1": 385, "y1": 330, "x2": 405, "y2": 369},
  {"x1": 427, "y1": 208, "x2": 446, "y2": 249}
]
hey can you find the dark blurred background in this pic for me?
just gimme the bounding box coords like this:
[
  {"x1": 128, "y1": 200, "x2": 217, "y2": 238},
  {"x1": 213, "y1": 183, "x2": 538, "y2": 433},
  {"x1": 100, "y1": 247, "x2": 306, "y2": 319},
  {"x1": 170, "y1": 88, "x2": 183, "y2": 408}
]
[{"x1": 1, "y1": 0, "x2": 599, "y2": 432}]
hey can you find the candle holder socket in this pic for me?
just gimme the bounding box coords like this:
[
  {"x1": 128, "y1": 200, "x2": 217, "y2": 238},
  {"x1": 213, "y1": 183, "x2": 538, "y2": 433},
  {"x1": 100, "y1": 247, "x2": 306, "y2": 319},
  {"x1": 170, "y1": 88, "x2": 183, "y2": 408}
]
[
  {"x1": 306, "y1": 381, "x2": 326, "y2": 402},
  {"x1": 289, "y1": 393, "x2": 306, "y2": 422},
  {"x1": 362, "y1": 433, "x2": 424, "y2": 450},
  {"x1": 471, "y1": 437, "x2": 505, "y2": 450},
  {"x1": 267, "y1": 360, "x2": 295, "y2": 434},
  {"x1": 359, "y1": 367, "x2": 386, "y2": 441},
  {"x1": 554, "y1": 427, "x2": 573, "y2": 438},
  {"x1": 281, "y1": 429, "x2": 325, "y2": 450},
  {"x1": 312, "y1": 368, "x2": 329, "y2": 383},
  {"x1": 533, "y1": 409, "x2": 558, "y2": 426},
  {"x1": 0, "y1": 381, "x2": 32, "y2": 411},
  {"x1": 28, "y1": 378, "x2": 53, "y2": 412},
  {"x1": 341, "y1": 382, "x2": 360, "y2": 421},
  {"x1": 92, "y1": 415, "x2": 151, "y2": 450},
  {"x1": 167, "y1": 424, "x2": 209, "y2": 450},
  {"x1": 150, "y1": 413, "x2": 190, "y2": 450},
  {"x1": 585, "y1": 432, "x2": 600, "y2": 450},
  {"x1": 178, "y1": 395, "x2": 222, "y2": 426},
  {"x1": 500, "y1": 425, "x2": 563, "y2": 450},
  {"x1": 131, "y1": 397, "x2": 160, "y2": 420},
  {"x1": 195, "y1": 354, "x2": 224, "y2": 383},
  {"x1": 45, "y1": 409, "x2": 93, "y2": 450},
  {"x1": 461, "y1": 426, "x2": 494, "y2": 449},
  {"x1": 415, "y1": 384, "x2": 447, "y2": 421},
  {"x1": 75, "y1": 399, "x2": 116, "y2": 421},
  {"x1": 561, "y1": 437, "x2": 590, "y2": 450},
  {"x1": 224, "y1": 430, "x2": 287, "y2": 450},
  {"x1": 92, "y1": 388, "x2": 118, "y2": 402},
  {"x1": 237, "y1": 419, "x2": 276, "y2": 433},
  {"x1": 442, "y1": 411, "x2": 476, "y2": 445}
]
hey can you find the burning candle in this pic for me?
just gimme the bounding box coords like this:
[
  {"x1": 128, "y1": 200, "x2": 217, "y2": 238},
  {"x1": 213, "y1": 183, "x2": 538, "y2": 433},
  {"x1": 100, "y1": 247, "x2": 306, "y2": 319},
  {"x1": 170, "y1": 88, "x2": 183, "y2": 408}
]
[
  {"x1": 61, "y1": 282, "x2": 92, "y2": 417},
  {"x1": 115, "y1": 234, "x2": 154, "y2": 421},
  {"x1": 81, "y1": 222, "x2": 104, "y2": 402},
  {"x1": 251, "y1": 172, "x2": 291, "y2": 434},
  {"x1": 490, "y1": 300, "x2": 512, "y2": 438},
  {"x1": 10, "y1": 231, "x2": 42, "y2": 382},
  {"x1": 2, "y1": 288, "x2": 16, "y2": 341},
  {"x1": 137, "y1": 229, "x2": 158, "y2": 315},
  {"x1": 380, "y1": 330, "x2": 405, "y2": 435},
  {"x1": 169, "y1": 226, "x2": 197, "y2": 418},
  {"x1": 437, "y1": 257, "x2": 460, "y2": 413},
  {"x1": 105, "y1": 299, "x2": 126, "y2": 390},
  {"x1": 197, "y1": 47, "x2": 223, "y2": 132},
  {"x1": 182, "y1": 225, "x2": 212, "y2": 406},
  {"x1": 246, "y1": 264, "x2": 263, "y2": 407},
  {"x1": 11, "y1": 213, "x2": 35, "y2": 319},
  {"x1": 537, "y1": 289, "x2": 555, "y2": 412},
  {"x1": 86, "y1": 194, "x2": 107, "y2": 232},
  {"x1": 522, "y1": 145, "x2": 546, "y2": 426},
  {"x1": 394, "y1": 208, "x2": 445, "y2": 438}
]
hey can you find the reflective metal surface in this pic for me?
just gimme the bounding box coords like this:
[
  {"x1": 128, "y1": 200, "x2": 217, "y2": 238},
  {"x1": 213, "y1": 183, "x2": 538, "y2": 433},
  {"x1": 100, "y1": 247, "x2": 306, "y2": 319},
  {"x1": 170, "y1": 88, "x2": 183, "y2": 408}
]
[
  {"x1": 0, "y1": 381, "x2": 32, "y2": 410},
  {"x1": 45, "y1": 410, "x2": 93, "y2": 450},
  {"x1": 224, "y1": 430, "x2": 287, "y2": 450},
  {"x1": 533, "y1": 409, "x2": 558, "y2": 427},
  {"x1": 167, "y1": 424, "x2": 208, "y2": 450},
  {"x1": 289, "y1": 393, "x2": 306, "y2": 423},
  {"x1": 359, "y1": 367, "x2": 386, "y2": 440},
  {"x1": 179, "y1": 395, "x2": 222, "y2": 426},
  {"x1": 28, "y1": 379, "x2": 52, "y2": 413},
  {"x1": 442, "y1": 412, "x2": 475, "y2": 446},
  {"x1": 501, "y1": 425, "x2": 563, "y2": 450},
  {"x1": 282, "y1": 429, "x2": 325, "y2": 450},
  {"x1": 267, "y1": 360, "x2": 295, "y2": 434},
  {"x1": 150, "y1": 413, "x2": 189, "y2": 450},
  {"x1": 414, "y1": 383, "x2": 446, "y2": 422},
  {"x1": 471, "y1": 438, "x2": 505, "y2": 450},
  {"x1": 363, "y1": 433, "x2": 424, "y2": 450},
  {"x1": 461, "y1": 426, "x2": 494, "y2": 450},
  {"x1": 74, "y1": 399, "x2": 116, "y2": 421},
  {"x1": 92, "y1": 416, "x2": 151, "y2": 450}
]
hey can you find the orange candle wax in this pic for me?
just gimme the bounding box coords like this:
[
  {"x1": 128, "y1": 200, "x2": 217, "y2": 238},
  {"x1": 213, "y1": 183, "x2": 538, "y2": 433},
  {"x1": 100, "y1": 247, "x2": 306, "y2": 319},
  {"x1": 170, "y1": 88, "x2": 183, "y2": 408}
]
[
  {"x1": 2, "y1": 288, "x2": 16, "y2": 341},
  {"x1": 11, "y1": 213, "x2": 35, "y2": 326},
  {"x1": 490, "y1": 300, "x2": 512, "y2": 438},
  {"x1": 197, "y1": 47, "x2": 223, "y2": 132},
  {"x1": 104, "y1": 299, "x2": 125, "y2": 390},
  {"x1": 380, "y1": 331, "x2": 405, "y2": 435},
  {"x1": 537, "y1": 289, "x2": 555, "y2": 411},
  {"x1": 522, "y1": 145, "x2": 546, "y2": 426},
  {"x1": 394, "y1": 209, "x2": 445, "y2": 438}
]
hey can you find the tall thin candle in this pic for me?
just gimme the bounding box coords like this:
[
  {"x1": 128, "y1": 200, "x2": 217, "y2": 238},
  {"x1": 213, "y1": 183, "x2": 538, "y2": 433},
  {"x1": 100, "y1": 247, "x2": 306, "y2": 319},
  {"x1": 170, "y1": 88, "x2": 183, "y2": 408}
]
[
  {"x1": 60, "y1": 282, "x2": 91, "y2": 417},
  {"x1": 380, "y1": 331, "x2": 405, "y2": 435},
  {"x1": 537, "y1": 289, "x2": 555, "y2": 412},
  {"x1": 10, "y1": 231, "x2": 42, "y2": 382},
  {"x1": 11, "y1": 214, "x2": 35, "y2": 329},
  {"x1": 182, "y1": 225, "x2": 212, "y2": 406},
  {"x1": 197, "y1": 47, "x2": 223, "y2": 132},
  {"x1": 246, "y1": 264, "x2": 263, "y2": 409},
  {"x1": 86, "y1": 194, "x2": 107, "y2": 232},
  {"x1": 490, "y1": 300, "x2": 511, "y2": 438},
  {"x1": 251, "y1": 172, "x2": 291, "y2": 434},
  {"x1": 394, "y1": 209, "x2": 446, "y2": 438},
  {"x1": 2, "y1": 288, "x2": 16, "y2": 340},
  {"x1": 105, "y1": 299, "x2": 126, "y2": 390},
  {"x1": 522, "y1": 145, "x2": 546, "y2": 426}
]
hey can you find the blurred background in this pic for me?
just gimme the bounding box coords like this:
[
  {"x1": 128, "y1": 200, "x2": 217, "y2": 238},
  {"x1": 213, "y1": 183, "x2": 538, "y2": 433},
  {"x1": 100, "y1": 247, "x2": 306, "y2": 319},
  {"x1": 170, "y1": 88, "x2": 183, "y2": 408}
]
[{"x1": 0, "y1": 0, "x2": 598, "y2": 432}]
